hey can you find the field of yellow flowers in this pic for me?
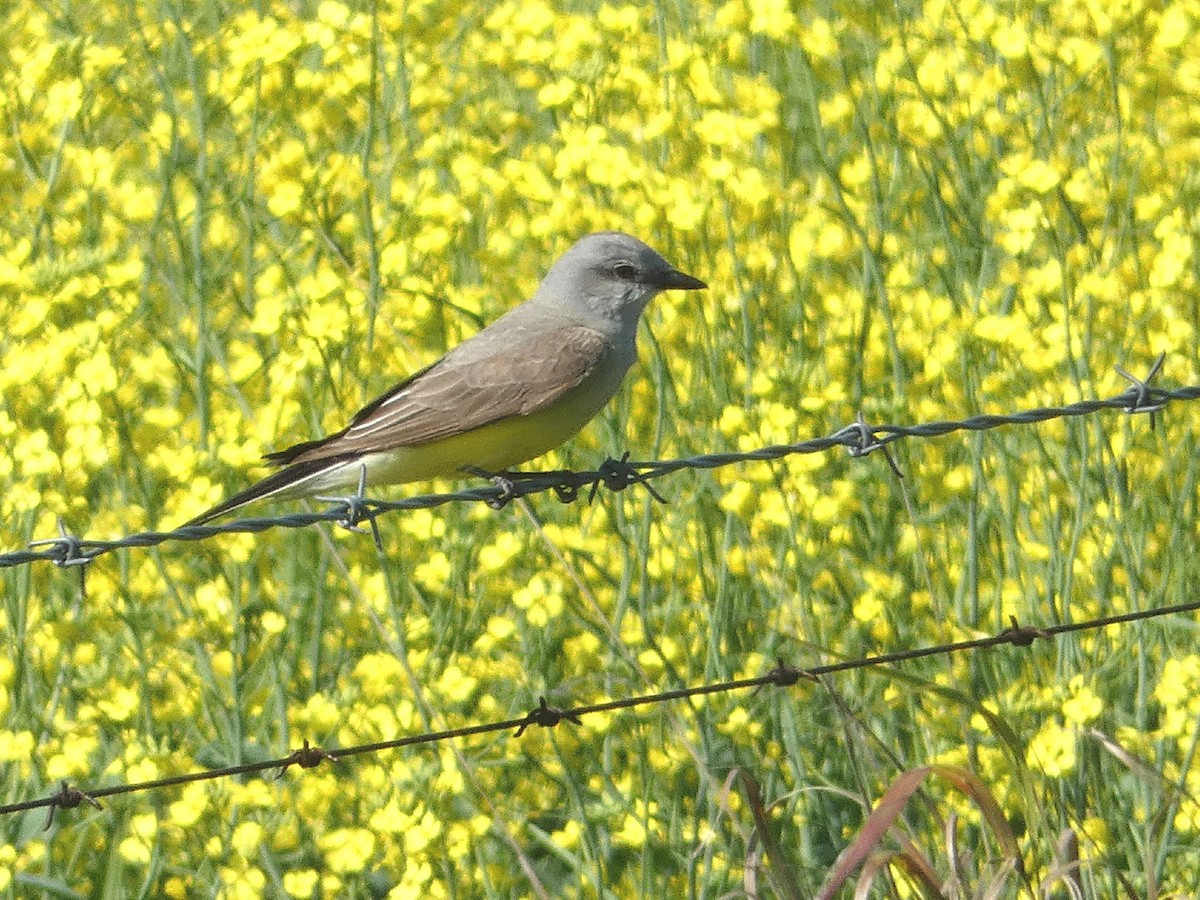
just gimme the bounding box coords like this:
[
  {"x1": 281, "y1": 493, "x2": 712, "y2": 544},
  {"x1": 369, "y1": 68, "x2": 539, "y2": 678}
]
[{"x1": 2, "y1": 0, "x2": 1199, "y2": 896}]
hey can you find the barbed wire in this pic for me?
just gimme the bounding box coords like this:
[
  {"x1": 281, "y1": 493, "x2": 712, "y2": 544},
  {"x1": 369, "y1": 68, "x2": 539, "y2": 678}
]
[
  {"x1": 2, "y1": 355, "x2": 1194, "y2": 570},
  {"x1": 4, "y1": 598, "x2": 1197, "y2": 827}
]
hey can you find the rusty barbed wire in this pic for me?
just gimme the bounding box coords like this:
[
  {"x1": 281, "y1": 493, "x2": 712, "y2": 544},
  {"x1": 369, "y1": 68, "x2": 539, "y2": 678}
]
[
  {"x1": 3, "y1": 598, "x2": 1197, "y2": 825},
  {"x1": 2, "y1": 355, "x2": 1194, "y2": 570}
]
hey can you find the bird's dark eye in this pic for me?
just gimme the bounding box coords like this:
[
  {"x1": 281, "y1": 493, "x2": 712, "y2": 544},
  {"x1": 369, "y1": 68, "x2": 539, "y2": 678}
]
[{"x1": 613, "y1": 262, "x2": 638, "y2": 281}]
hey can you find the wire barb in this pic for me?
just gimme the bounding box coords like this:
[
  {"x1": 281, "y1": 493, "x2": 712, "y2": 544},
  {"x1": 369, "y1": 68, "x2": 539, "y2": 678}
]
[
  {"x1": 28, "y1": 518, "x2": 94, "y2": 569},
  {"x1": 277, "y1": 740, "x2": 338, "y2": 778},
  {"x1": 766, "y1": 659, "x2": 816, "y2": 688},
  {"x1": 835, "y1": 413, "x2": 903, "y2": 478},
  {"x1": 590, "y1": 453, "x2": 668, "y2": 504},
  {"x1": 515, "y1": 697, "x2": 583, "y2": 736},
  {"x1": 43, "y1": 781, "x2": 102, "y2": 830},
  {"x1": 1115, "y1": 352, "x2": 1168, "y2": 429},
  {"x1": 998, "y1": 615, "x2": 1052, "y2": 648},
  {"x1": 315, "y1": 463, "x2": 383, "y2": 550}
]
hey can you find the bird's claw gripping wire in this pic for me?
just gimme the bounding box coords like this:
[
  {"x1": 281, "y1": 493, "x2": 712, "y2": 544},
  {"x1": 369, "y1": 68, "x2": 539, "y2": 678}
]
[
  {"x1": 464, "y1": 466, "x2": 611, "y2": 508},
  {"x1": 461, "y1": 466, "x2": 524, "y2": 509},
  {"x1": 470, "y1": 454, "x2": 669, "y2": 507}
]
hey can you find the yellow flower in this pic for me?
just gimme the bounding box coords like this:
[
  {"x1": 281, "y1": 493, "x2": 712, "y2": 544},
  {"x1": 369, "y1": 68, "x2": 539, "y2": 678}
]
[
  {"x1": 1026, "y1": 718, "x2": 1077, "y2": 777},
  {"x1": 231, "y1": 821, "x2": 264, "y2": 858},
  {"x1": 537, "y1": 77, "x2": 574, "y2": 108},
  {"x1": 0, "y1": 731, "x2": 35, "y2": 763},
  {"x1": 354, "y1": 652, "x2": 407, "y2": 701},
  {"x1": 615, "y1": 813, "x2": 647, "y2": 847},
  {"x1": 436, "y1": 663, "x2": 478, "y2": 703},
  {"x1": 597, "y1": 3, "x2": 640, "y2": 33},
  {"x1": 747, "y1": 0, "x2": 796, "y2": 38},
  {"x1": 801, "y1": 18, "x2": 836, "y2": 56},
  {"x1": 169, "y1": 782, "x2": 210, "y2": 828},
  {"x1": 96, "y1": 685, "x2": 138, "y2": 723},
  {"x1": 118, "y1": 813, "x2": 158, "y2": 865},
  {"x1": 369, "y1": 800, "x2": 417, "y2": 834},
  {"x1": 267, "y1": 179, "x2": 305, "y2": 217},
  {"x1": 554, "y1": 820, "x2": 582, "y2": 850},
  {"x1": 1016, "y1": 160, "x2": 1061, "y2": 194},
  {"x1": 1154, "y1": 5, "x2": 1192, "y2": 49},
  {"x1": 46, "y1": 79, "x2": 83, "y2": 121},
  {"x1": 510, "y1": 0, "x2": 555, "y2": 36},
  {"x1": 1061, "y1": 681, "x2": 1103, "y2": 725},
  {"x1": 389, "y1": 861, "x2": 433, "y2": 899},
  {"x1": 1149, "y1": 225, "x2": 1193, "y2": 289},
  {"x1": 414, "y1": 552, "x2": 452, "y2": 593},
  {"x1": 219, "y1": 867, "x2": 266, "y2": 900},
  {"x1": 992, "y1": 19, "x2": 1029, "y2": 57},
  {"x1": 283, "y1": 870, "x2": 320, "y2": 898},
  {"x1": 479, "y1": 532, "x2": 522, "y2": 572},
  {"x1": 719, "y1": 480, "x2": 754, "y2": 515},
  {"x1": 484, "y1": 615, "x2": 515, "y2": 642},
  {"x1": 296, "y1": 693, "x2": 341, "y2": 734}
]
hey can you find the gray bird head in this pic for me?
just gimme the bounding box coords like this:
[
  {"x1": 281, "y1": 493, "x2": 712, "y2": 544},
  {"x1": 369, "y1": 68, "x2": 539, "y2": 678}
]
[{"x1": 533, "y1": 231, "x2": 707, "y2": 331}]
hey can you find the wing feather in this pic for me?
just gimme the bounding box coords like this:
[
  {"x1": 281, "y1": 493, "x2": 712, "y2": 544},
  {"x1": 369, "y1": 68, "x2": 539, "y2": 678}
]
[{"x1": 268, "y1": 325, "x2": 611, "y2": 466}]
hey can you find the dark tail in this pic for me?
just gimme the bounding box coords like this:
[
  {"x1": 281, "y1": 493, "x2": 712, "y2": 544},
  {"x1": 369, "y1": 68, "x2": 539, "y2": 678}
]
[{"x1": 177, "y1": 456, "x2": 356, "y2": 527}]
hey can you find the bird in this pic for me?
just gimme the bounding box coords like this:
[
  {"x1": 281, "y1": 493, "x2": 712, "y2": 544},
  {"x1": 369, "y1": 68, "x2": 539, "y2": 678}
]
[{"x1": 180, "y1": 231, "x2": 707, "y2": 526}]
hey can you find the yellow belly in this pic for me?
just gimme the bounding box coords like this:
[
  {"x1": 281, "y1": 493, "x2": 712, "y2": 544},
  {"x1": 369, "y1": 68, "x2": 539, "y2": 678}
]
[{"x1": 299, "y1": 362, "x2": 629, "y2": 494}]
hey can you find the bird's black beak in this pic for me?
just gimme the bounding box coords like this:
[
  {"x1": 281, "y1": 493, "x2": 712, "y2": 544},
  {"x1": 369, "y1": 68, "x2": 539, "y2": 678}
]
[{"x1": 657, "y1": 267, "x2": 708, "y2": 291}]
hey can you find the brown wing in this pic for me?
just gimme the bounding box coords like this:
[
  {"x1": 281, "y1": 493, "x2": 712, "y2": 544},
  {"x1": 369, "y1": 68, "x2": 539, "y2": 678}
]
[{"x1": 270, "y1": 325, "x2": 612, "y2": 466}]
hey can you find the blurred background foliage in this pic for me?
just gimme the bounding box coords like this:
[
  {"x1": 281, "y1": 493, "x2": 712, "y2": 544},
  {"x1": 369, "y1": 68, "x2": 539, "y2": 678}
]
[{"x1": 1, "y1": 0, "x2": 1199, "y2": 896}]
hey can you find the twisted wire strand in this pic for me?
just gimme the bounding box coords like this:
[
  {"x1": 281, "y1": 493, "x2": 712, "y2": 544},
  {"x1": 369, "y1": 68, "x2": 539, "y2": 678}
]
[
  {"x1": 4, "y1": 598, "x2": 1197, "y2": 824},
  {"x1": 3, "y1": 375, "x2": 1193, "y2": 570}
]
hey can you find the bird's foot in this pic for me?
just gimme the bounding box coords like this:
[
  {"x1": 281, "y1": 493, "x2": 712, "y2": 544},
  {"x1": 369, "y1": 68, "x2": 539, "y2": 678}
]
[
  {"x1": 462, "y1": 466, "x2": 582, "y2": 509},
  {"x1": 462, "y1": 466, "x2": 523, "y2": 509}
]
